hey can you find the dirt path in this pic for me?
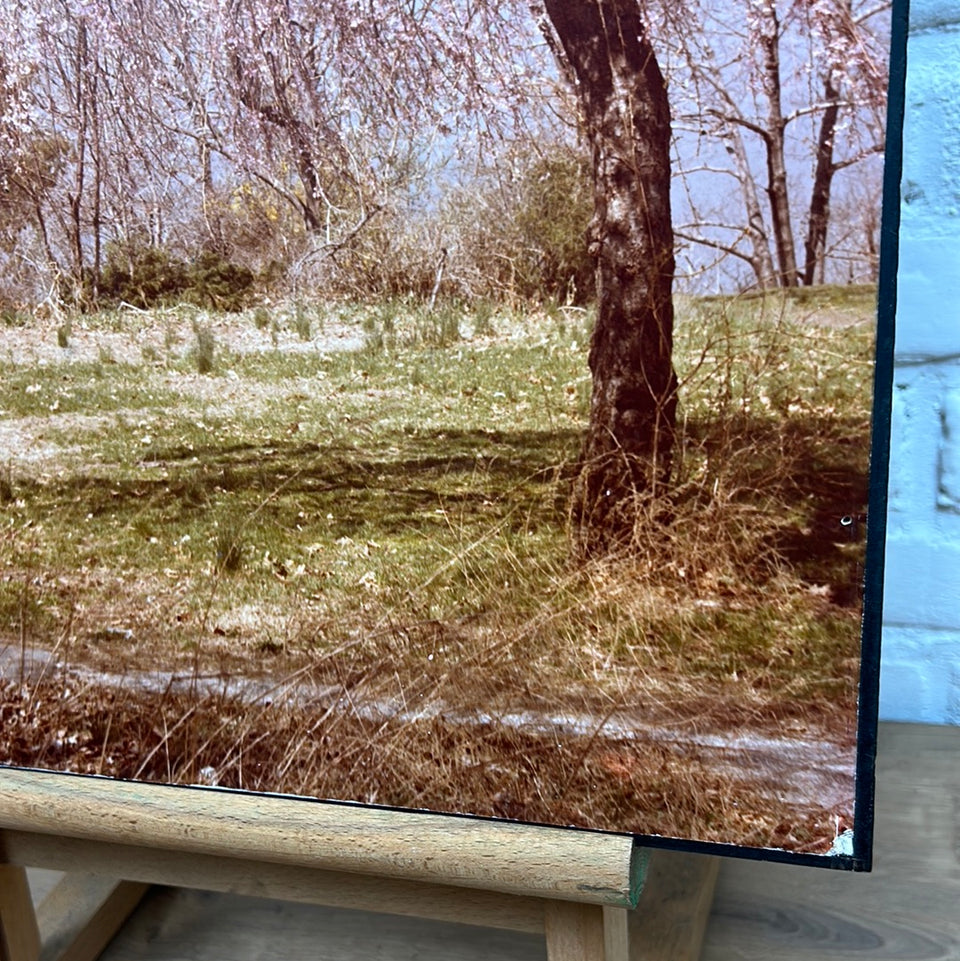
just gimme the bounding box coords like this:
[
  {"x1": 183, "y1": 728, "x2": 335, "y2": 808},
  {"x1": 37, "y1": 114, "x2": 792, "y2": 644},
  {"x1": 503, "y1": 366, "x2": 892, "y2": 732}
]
[{"x1": 1, "y1": 643, "x2": 855, "y2": 816}]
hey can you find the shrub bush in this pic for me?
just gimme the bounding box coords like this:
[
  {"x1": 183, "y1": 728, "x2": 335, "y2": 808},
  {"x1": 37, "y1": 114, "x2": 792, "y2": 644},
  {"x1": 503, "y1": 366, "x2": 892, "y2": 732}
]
[
  {"x1": 95, "y1": 243, "x2": 255, "y2": 311},
  {"x1": 97, "y1": 245, "x2": 187, "y2": 308},
  {"x1": 511, "y1": 152, "x2": 594, "y2": 305},
  {"x1": 449, "y1": 143, "x2": 594, "y2": 306},
  {"x1": 182, "y1": 251, "x2": 255, "y2": 312},
  {"x1": 293, "y1": 303, "x2": 312, "y2": 341}
]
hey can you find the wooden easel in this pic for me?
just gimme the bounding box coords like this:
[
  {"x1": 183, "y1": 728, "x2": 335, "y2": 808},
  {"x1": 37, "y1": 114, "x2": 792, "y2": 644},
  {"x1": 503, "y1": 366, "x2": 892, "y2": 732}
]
[{"x1": 0, "y1": 769, "x2": 718, "y2": 961}]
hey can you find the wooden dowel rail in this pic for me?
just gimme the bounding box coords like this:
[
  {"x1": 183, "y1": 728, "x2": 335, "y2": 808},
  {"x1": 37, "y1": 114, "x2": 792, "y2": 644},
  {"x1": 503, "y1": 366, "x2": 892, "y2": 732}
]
[
  {"x1": 0, "y1": 768, "x2": 645, "y2": 907},
  {"x1": 0, "y1": 768, "x2": 727, "y2": 961},
  {"x1": 0, "y1": 830, "x2": 552, "y2": 935}
]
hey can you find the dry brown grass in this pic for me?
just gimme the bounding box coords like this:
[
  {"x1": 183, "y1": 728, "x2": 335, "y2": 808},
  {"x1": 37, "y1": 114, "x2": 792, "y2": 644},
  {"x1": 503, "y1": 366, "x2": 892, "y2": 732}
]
[
  {"x1": 0, "y1": 290, "x2": 873, "y2": 854},
  {"x1": 0, "y1": 670, "x2": 849, "y2": 854}
]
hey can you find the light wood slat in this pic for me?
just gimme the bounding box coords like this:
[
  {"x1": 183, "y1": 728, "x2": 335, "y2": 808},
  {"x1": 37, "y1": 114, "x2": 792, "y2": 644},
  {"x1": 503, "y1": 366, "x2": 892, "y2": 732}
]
[
  {"x1": 9, "y1": 721, "x2": 955, "y2": 961},
  {"x1": 628, "y1": 851, "x2": 719, "y2": 961},
  {"x1": 701, "y1": 722, "x2": 960, "y2": 961},
  {"x1": 0, "y1": 865, "x2": 40, "y2": 961},
  {"x1": 1, "y1": 831, "x2": 545, "y2": 935},
  {"x1": 36, "y1": 876, "x2": 149, "y2": 961},
  {"x1": 95, "y1": 887, "x2": 547, "y2": 961},
  {"x1": 0, "y1": 770, "x2": 641, "y2": 907},
  {"x1": 544, "y1": 902, "x2": 606, "y2": 961},
  {"x1": 602, "y1": 907, "x2": 629, "y2": 961}
]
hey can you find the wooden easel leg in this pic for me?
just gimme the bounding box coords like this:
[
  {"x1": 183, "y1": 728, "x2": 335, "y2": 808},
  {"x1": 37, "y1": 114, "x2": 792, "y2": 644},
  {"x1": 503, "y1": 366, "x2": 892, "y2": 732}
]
[
  {"x1": 35, "y1": 875, "x2": 150, "y2": 961},
  {"x1": 603, "y1": 906, "x2": 629, "y2": 961},
  {"x1": 628, "y1": 852, "x2": 720, "y2": 961},
  {"x1": 0, "y1": 865, "x2": 40, "y2": 961},
  {"x1": 544, "y1": 901, "x2": 606, "y2": 961}
]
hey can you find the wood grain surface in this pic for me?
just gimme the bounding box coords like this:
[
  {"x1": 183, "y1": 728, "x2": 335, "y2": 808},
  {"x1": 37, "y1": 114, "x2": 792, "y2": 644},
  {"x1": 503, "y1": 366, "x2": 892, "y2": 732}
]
[
  {"x1": 0, "y1": 865, "x2": 40, "y2": 961},
  {"x1": 701, "y1": 722, "x2": 960, "y2": 960},
  {"x1": 102, "y1": 888, "x2": 548, "y2": 961},
  {"x1": 12, "y1": 722, "x2": 960, "y2": 961},
  {"x1": 0, "y1": 769, "x2": 641, "y2": 906},
  {"x1": 3, "y1": 832, "x2": 548, "y2": 935},
  {"x1": 35, "y1": 876, "x2": 149, "y2": 961},
  {"x1": 630, "y1": 852, "x2": 719, "y2": 961}
]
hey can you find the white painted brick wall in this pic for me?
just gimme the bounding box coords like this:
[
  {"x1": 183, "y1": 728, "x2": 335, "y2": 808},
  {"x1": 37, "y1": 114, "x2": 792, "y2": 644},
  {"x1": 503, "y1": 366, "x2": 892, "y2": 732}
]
[{"x1": 880, "y1": 0, "x2": 960, "y2": 724}]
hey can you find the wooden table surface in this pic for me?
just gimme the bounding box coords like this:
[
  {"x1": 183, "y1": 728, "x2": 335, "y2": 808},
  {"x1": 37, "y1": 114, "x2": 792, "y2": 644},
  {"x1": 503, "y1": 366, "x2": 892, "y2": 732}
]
[{"x1": 25, "y1": 722, "x2": 960, "y2": 961}]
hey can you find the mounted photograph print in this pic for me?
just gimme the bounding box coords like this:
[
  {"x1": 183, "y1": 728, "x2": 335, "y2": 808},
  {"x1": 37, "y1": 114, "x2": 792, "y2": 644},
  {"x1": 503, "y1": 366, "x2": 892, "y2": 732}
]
[{"x1": 1, "y1": 0, "x2": 903, "y2": 867}]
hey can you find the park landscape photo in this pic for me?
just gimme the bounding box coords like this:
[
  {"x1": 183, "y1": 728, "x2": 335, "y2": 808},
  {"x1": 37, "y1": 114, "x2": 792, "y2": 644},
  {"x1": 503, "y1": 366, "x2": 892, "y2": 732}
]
[{"x1": 0, "y1": 0, "x2": 893, "y2": 858}]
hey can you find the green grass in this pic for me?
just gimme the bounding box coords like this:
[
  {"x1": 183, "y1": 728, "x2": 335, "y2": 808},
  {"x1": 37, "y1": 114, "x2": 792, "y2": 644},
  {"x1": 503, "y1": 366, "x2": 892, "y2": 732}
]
[
  {"x1": 1, "y1": 291, "x2": 872, "y2": 662},
  {"x1": 0, "y1": 288, "x2": 875, "y2": 847},
  {"x1": 0, "y1": 360, "x2": 180, "y2": 418}
]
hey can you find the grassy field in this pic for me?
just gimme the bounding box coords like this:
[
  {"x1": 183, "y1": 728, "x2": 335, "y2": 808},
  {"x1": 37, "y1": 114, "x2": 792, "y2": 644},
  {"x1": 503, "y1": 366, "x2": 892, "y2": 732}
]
[{"x1": 0, "y1": 286, "x2": 876, "y2": 852}]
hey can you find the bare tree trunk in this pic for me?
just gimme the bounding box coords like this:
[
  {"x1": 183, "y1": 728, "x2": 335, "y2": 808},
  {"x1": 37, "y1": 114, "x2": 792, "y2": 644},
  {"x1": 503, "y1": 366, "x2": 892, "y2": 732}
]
[
  {"x1": 89, "y1": 59, "x2": 102, "y2": 303},
  {"x1": 691, "y1": 57, "x2": 779, "y2": 289},
  {"x1": 722, "y1": 122, "x2": 778, "y2": 289},
  {"x1": 68, "y1": 19, "x2": 89, "y2": 294},
  {"x1": 543, "y1": 0, "x2": 677, "y2": 557},
  {"x1": 758, "y1": 0, "x2": 799, "y2": 287},
  {"x1": 228, "y1": 46, "x2": 327, "y2": 234},
  {"x1": 803, "y1": 66, "x2": 842, "y2": 286}
]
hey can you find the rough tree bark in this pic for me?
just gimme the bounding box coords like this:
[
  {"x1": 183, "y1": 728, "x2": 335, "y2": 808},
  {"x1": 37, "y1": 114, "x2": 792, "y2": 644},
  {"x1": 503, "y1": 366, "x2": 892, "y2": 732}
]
[
  {"x1": 757, "y1": 0, "x2": 799, "y2": 287},
  {"x1": 802, "y1": 71, "x2": 840, "y2": 286},
  {"x1": 229, "y1": 47, "x2": 327, "y2": 233},
  {"x1": 542, "y1": 0, "x2": 677, "y2": 557}
]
